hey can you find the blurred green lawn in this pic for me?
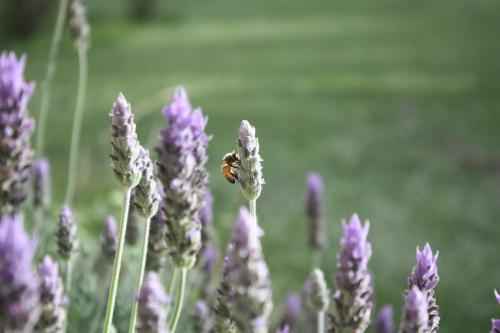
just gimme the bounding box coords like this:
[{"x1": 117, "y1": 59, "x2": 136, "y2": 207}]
[{"x1": 3, "y1": 0, "x2": 500, "y2": 331}]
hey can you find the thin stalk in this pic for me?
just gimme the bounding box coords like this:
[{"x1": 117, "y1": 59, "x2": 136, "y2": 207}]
[
  {"x1": 317, "y1": 311, "x2": 325, "y2": 333},
  {"x1": 36, "y1": 0, "x2": 68, "y2": 156},
  {"x1": 64, "y1": 45, "x2": 88, "y2": 204},
  {"x1": 249, "y1": 199, "x2": 257, "y2": 223},
  {"x1": 165, "y1": 268, "x2": 179, "y2": 317},
  {"x1": 128, "y1": 216, "x2": 152, "y2": 333},
  {"x1": 312, "y1": 250, "x2": 322, "y2": 270},
  {"x1": 102, "y1": 188, "x2": 132, "y2": 333},
  {"x1": 167, "y1": 267, "x2": 187, "y2": 333},
  {"x1": 65, "y1": 256, "x2": 73, "y2": 292}
]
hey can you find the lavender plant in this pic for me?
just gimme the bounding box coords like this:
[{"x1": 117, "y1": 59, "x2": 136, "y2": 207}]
[
  {"x1": 0, "y1": 215, "x2": 38, "y2": 331},
  {"x1": 375, "y1": 305, "x2": 394, "y2": 333},
  {"x1": 34, "y1": 256, "x2": 67, "y2": 333},
  {"x1": 64, "y1": 0, "x2": 90, "y2": 204},
  {"x1": 278, "y1": 293, "x2": 302, "y2": 332},
  {"x1": 128, "y1": 148, "x2": 160, "y2": 333},
  {"x1": 329, "y1": 214, "x2": 373, "y2": 333},
  {"x1": 193, "y1": 300, "x2": 215, "y2": 333},
  {"x1": 307, "y1": 268, "x2": 330, "y2": 333},
  {"x1": 491, "y1": 290, "x2": 500, "y2": 333},
  {"x1": 33, "y1": 158, "x2": 51, "y2": 209},
  {"x1": 306, "y1": 173, "x2": 327, "y2": 266},
  {"x1": 155, "y1": 87, "x2": 210, "y2": 332},
  {"x1": 400, "y1": 287, "x2": 429, "y2": 333},
  {"x1": 126, "y1": 203, "x2": 140, "y2": 245},
  {"x1": 103, "y1": 93, "x2": 145, "y2": 333},
  {"x1": 0, "y1": 51, "x2": 35, "y2": 215},
  {"x1": 100, "y1": 215, "x2": 118, "y2": 261},
  {"x1": 236, "y1": 120, "x2": 263, "y2": 221},
  {"x1": 137, "y1": 272, "x2": 170, "y2": 333},
  {"x1": 214, "y1": 207, "x2": 273, "y2": 333},
  {"x1": 146, "y1": 194, "x2": 168, "y2": 272},
  {"x1": 56, "y1": 204, "x2": 78, "y2": 293},
  {"x1": 407, "y1": 244, "x2": 439, "y2": 333}
]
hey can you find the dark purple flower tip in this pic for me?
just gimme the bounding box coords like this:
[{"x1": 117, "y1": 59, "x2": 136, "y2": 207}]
[
  {"x1": 375, "y1": 305, "x2": 394, "y2": 333},
  {"x1": 492, "y1": 319, "x2": 500, "y2": 333},
  {"x1": 410, "y1": 243, "x2": 439, "y2": 291},
  {"x1": 282, "y1": 293, "x2": 301, "y2": 328},
  {"x1": 306, "y1": 172, "x2": 326, "y2": 250},
  {"x1": 56, "y1": 205, "x2": 78, "y2": 260},
  {"x1": 163, "y1": 87, "x2": 192, "y2": 125},
  {"x1": 307, "y1": 173, "x2": 323, "y2": 195}
]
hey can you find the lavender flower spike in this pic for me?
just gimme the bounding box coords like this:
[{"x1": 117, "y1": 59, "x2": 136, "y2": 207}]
[
  {"x1": 133, "y1": 148, "x2": 160, "y2": 218},
  {"x1": 279, "y1": 293, "x2": 302, "y2": 331},
  {"x1": 491, "y1": 289, "x2": 500, "y2": 333},
  {"x1": 34, "y1": 256, "x2": 67, "y2": 332},
  {"x1": 216, "y1": 207, "x2": 273, "y2": 333},
  {"x1": 146, "y1": 192, "x2": 168, "y2": 272},
  {"x1": 329, "y1": 214, "x2": 373, "y2": 333},
  {"x1": 192, "y1": 300, "x2": 214, "y2": 333},
  {"x1": 101, "y1": 215, "x2": 118, "y2": 261},
  {"x1": 375, "y1": 305, "x2": 394, "y2": 333},
  {"x1": 407, "y1": 243, "x2": 440, "y2": 332},
  {"x1": 137, "y1": 272, "x2": 170, "y2": 333},
  {"x1": 33, "y1": 158, "x2": 51, "y2": 209},
  {"x1": 68, "y1": 0, "x2": 90, "y2": 49},
  {"x1": 400, "y1": 286, "x2": 428, "y2": 333},
  {"x1": 0, "y1": 51, "x2": 35, "y2": 215},
  {"x1": 306, "y1": 173, "x2": 327, "y2": 250},
  {"x1": 109, "y1": 93, "x2": 143, "y2": 189},
  {"x1": 0, "y1": 215, "x2": 38, "y2": 331},
  {"x1": 236, "y1": 120, "x2": 264, "y2": 202},
  {"x1": 308, "y1": 268, "x2": 330, "y2": 313},
  {"x1": 276, "y1": 326, "x2": 290, "y2": 333},
  {"x1": 155, "y1": 87, "x2": 210, "y2": 268},
  {"x1": 56, "y1": 205, "x2": 78, "y2": 261}
]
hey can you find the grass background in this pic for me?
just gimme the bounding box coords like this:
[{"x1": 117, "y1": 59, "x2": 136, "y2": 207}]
[{"x1": 3, "y1": 0, "x2": 500, "y2": 331}]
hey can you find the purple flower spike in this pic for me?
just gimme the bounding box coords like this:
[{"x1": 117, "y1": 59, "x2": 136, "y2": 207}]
[
  {"x1": 279, "y1": 293, "x2": 302, "y2": 331},
  {"x1": 0, "y1": 215, "x2": 38, "y2": 331},
  {"x1": 193, "y1": 300, "x2": 215, "y2": 333},
  {"x1": 330, "y1": 214, "x2": 373, "y2": 333},
  {"x1": 35, "y1": 256, "x2": 66, "y2": 332},
  {"x1": 146, "y1": 187, "x2": 168, "y2": 272},
  {"x1": 306, "y1": 172, "x2": 327, "y2": 250},
  {"x1": 33, "y1": 158, "x2": 51, "y2": 209},
  {"x1": 137, "y1": 272, "x2": 170, "y2": 333},
  {"x1": 100, "y1": 215, "x2": 118, "y2": 261},
  {"x1": 215, "y1": 207, "x2": 272, "y2": 333},
  {"x1": 375, "y1": 305, "x2": 394, "y2": 333},
  {"x1": 56, "y1": 205, "x2": 78, "y2": 261},
  {"x1": 0, "y1": 51, "x2": 36, "y2": 215},
  {"x1": 400, "y1": 286, "x2": 428, "y2": 333},
  {"x1": 200, "y1": 189, "x2": 214, "y2": 252},
  {"x1": 156, "y1": 87, "x2": 210, "y2": 268},
  {"x1": 133, "y1": 148, "x2": 160, "y2": 218},
  {"x1": 236, "y1": 120, "x2": 264, "y2": 201},
  {"x1": 407, "y1": 243, "x2": 440, "y2": 332},
  {"x1": 491, "y1": 290, "x2": 500, "y2": 333}
]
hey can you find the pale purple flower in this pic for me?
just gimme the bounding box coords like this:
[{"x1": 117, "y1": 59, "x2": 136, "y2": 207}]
[
  {"x1": 34, "y1": 256, "x2": 66, "y2": 332},
  {"x1": 193, "y1": 300, "x2": 214, "y2": 333},
  {"x1": 306, "y1": 172, "x2": 326, "y2": 250},
  {"x1": 407, "y1": 243, "x2": 440, "y2": 332},
  {"x1": 0, "y1": 215, "x2": 38, "y2": 331},
  {"x1": 330, "y1": 214, "x2": 373, "y2": 333},
  {"x1": 33, "y1": 158, "x2": 51, "y2": 209},
  {"x1": 0, "y1": 51, "x2": 35, "y2": 215},
  {"x1": 276, "y1": 326, "x2": 290, "y2": 333},
  {"x1": 279, "y1": 293, "x2": 301, "y2": 331},
  {"x1": 216, "y1": 207, "x2": 272, "y2": 333},
  {"x1": 155, "y1": 87, "x2": 210, "y2": 268},
  {"x1": 236, "y1": 120, "x2": 264, "y2": 201},
  {"x1": 55, "y1": 205, "x2": 78, "y2": 260},
  {"x1": 137, "y1": 272, "x2": 170, "y2": 333},
  {"x1": 400, "y1": 286, "x2": 428, "y2": 333},
  {"x1": 100, "y1": 215, "x2": 118, "y2": 261},
  {"x1": 375, "y1": 305, "x2": 394, "y2": 333},
  {"x1": 109, "y1": 93, "x2": 143, "y2": 189}
]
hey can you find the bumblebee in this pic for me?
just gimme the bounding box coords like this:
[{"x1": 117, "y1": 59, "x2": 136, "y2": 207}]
[{"x1": 221, "y1": 151, "x2": 240, "y2": 184}]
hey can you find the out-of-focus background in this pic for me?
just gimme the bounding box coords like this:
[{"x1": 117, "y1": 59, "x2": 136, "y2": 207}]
[{"x1": 2, "y1": 0, "x2": 500, "y2": 331}]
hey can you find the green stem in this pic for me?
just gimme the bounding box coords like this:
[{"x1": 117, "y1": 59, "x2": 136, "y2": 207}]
[
  {"x1": 249, "y1": 199, "x2": 257, "y2": 223},
  {"x1": 128, "y1": 215, "x2": 151, "y2": 333},
  {"x1": 36, "y1": 0, "x2": 68, "y2": 156},
  {"x1": 165, "y1": 268, "x2": 179, "y2": 317},
  {"x1": 168, "y1": 268, "x2": 187, "y2": 333},
  {"x1": 312, "y1": 250, "x2": 322, "y2": 270},
  {"x1": 65, "y1": 257, "x2": 73, "y2": 296},
  {"x1": 102, "y1": 188, "x2": 132, "y2": 333},
  {"x1": 64, "y1": 45, "x2": 88, "y2": 204},
  {"x1": 317, "y1": 311, "x2": 325, "y2": 333}
]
